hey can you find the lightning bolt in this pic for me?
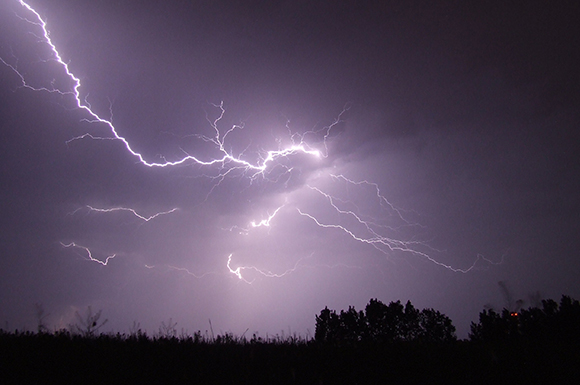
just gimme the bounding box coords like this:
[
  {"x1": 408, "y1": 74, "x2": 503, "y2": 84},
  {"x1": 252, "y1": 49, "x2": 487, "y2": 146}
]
[
  {"x1": 227, "y1": 253, "x2": 317, "y2": 284},
  {"x1": 3, "y1": 1, "x2": 329, "y2": 173},
  {"x1": 83, "y1": 206, "x2": 179, "y2": 222},
  {"x1": 60, "y1": 242, "x2": 116, "y2": 266},
  {"x1": 164, "y1": 265, "x2": 218, "y2": 279},
  {"x1": 2, "y1": 1, "x2": 502, "y2": 283},
  {"x1": 250, "y1": 206, "x2": 284, "y2": 228},
  {"x1": 227, "y1": 203, "x2": 286, "y2": 234}
]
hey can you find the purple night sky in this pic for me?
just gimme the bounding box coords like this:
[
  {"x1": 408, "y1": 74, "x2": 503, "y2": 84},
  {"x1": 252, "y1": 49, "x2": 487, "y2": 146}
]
[{"x1": 1, "y1": 0, "x2": 579, "y2": 338}]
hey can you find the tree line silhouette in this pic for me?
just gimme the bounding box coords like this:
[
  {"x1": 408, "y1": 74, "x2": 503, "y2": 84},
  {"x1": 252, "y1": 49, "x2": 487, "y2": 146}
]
[
  {"x1": 1, "y1": 295, "x2": 579, "y2": 384},
  {"x1": 469, "y1": 295, "x2": 580, "y2": 343},
  {"x1": 315, "y1": 295, "x2": 580, "y2": 345},
  {"x1": 315, "y1": 299, "x2": 456, "y2": 344}
]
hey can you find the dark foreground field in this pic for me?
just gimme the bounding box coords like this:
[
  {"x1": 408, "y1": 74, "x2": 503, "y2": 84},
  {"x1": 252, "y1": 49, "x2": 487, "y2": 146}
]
[{"x1": 1, "y1": 330, "x2": 578, "y2": 385}]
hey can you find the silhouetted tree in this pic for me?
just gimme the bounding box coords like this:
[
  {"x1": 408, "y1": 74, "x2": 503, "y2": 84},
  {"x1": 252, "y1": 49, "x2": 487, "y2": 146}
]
[
  {"x1": 338, "y1": 306, "x2": 366, "y2": 343},
  {"x1": 418, "y1": 308, "x2": 456, "y2": 343},
  {"x1": 365, "y1": 299, "x2": 405, "y2": 342},
  {"x1": 315, "y1": 299, "x2": 456, "y2": 344},
  {"x1": 469, "y1": 308, "x2": 511, "y2": 342},
  {"x1": 469, "y1": 295, "x2": 580, "y2": 343},
  {"x1": 71, "y1": 306, "x2": 108, "y2": 337},
  {"x1": 402, "y1": 300, "x2": 421, "y2": 340},
  {"x1": 314, "y1": 306, "x2": 340, "y2": 343}
]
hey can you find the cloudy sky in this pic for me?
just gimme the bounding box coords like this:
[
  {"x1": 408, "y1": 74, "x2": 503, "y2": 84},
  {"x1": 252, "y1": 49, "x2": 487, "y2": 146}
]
[{"x1": 1, "y1": 0, "x2": 578, "y2": 338}]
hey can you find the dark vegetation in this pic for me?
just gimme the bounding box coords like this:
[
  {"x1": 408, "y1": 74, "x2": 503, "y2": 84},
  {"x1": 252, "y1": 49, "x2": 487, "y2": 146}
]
[
  {"x1": 315, "y1": 299, "x2": 456, "y2": 344},
  {"x1": 1, "y1": 297, "x2": 579, "y2": 384}
]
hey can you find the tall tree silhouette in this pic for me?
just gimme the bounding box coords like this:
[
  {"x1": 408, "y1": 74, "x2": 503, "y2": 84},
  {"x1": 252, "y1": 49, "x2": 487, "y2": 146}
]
[{"x1": 418, "y1": 308, "x2": 457, "y2": 343}]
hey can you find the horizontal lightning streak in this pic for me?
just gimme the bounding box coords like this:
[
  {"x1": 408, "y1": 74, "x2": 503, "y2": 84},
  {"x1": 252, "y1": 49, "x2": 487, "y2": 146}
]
[
  {"x1": 85, "y1": 206, "x2": 179, "y2": 222},
  {"x1": 226, "y1": 253, "x2": 312, "y2": 284},
  {"x1": 166, "y1": 265, "x2": 217, "y2": 279}
]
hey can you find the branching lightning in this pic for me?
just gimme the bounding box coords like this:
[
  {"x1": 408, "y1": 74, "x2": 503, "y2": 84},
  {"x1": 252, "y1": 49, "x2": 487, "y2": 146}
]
[
  {"x1": 60, "y1": 242, "x2": 116, "y2": 266},
  {"x1": 4, "y1": 1, "x2": 328, "y2": 173},
  {"x1": 227, "y1": 253, "x2": 313, "y2": 284},
  {"x1": 250, "y1": 205, "x2": 285, "y2": 228},
  {"x1": 3, "y1": 0, "x2": 501, "y2": 283},
  {"x1": 225, "y1": 203, "x2": 287, "y2": 235}
]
